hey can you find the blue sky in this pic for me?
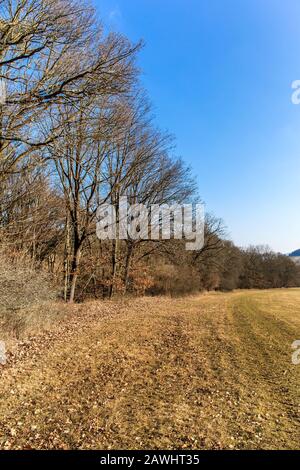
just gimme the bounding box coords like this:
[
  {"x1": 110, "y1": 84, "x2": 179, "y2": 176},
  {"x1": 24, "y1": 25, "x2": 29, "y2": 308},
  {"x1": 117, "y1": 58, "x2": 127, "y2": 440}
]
[{"x1": 94, "y1": 0, "x2": 300, "y2": 253}]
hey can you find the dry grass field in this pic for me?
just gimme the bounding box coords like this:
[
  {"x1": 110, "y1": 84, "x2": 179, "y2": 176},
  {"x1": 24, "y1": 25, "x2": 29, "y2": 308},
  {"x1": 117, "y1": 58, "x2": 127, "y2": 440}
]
[{"x1": 0, "y1": 289, "x2": 300, "y2": 450}]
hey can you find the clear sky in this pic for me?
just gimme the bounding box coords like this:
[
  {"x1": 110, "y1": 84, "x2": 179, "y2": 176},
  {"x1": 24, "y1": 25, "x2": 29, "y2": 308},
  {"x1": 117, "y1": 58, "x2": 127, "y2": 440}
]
[{"x1": 94, "y1": 0, "x2": 300, "y2": 253}]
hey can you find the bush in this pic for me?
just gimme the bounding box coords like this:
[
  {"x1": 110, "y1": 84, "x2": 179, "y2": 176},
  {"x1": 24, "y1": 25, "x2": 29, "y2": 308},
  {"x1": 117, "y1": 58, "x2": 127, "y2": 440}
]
[
  {"x1": 0, "y1": 252, "x2": 57, "y2": 338},
  {"x1": 147, "y1": 262, "x2": 200, "y2": 297}
]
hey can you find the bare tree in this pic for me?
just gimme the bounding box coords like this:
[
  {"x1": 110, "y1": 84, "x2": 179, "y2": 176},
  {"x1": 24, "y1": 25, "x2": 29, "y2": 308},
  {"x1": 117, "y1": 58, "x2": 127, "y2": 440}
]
[{"x1": 0, "y1": 0, "x2": 141, "y2": 179}]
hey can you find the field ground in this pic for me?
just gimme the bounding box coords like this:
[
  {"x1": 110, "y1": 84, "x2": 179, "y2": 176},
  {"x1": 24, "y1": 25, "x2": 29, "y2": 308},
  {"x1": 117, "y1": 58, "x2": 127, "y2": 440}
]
[{"x1": 0, "y1": 289, "x2": 300, "y2": 450}]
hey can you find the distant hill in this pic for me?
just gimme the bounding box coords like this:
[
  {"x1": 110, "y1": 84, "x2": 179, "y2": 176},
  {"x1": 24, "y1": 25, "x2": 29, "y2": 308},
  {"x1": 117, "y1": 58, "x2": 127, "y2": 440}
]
[{"x1": 289, "y1": 249, "x2": 300, "y2": 257}]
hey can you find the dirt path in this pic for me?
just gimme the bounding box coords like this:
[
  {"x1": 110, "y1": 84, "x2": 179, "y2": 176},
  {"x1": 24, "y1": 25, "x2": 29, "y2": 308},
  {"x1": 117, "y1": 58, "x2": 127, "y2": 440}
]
[{"x1": 0, "y1": 290, "x2": 299, "y2": 449}]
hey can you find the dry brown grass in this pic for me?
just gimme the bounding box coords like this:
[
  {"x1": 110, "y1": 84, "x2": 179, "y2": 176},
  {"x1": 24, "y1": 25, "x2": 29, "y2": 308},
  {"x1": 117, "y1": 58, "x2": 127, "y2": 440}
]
[{"x1": 0, "y1": 290, "x2": 299, "y2": 449}]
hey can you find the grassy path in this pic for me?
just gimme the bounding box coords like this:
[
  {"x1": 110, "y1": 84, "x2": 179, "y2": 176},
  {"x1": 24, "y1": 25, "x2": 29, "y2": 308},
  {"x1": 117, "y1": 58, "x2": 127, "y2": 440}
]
[{"x1": 0, "y1": 290, "x2": 299, "y2": 449}]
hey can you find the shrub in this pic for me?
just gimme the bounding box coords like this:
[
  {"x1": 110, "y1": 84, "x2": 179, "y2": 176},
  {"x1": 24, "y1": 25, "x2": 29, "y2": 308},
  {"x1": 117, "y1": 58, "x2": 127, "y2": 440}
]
[{"x1": 0, "y1": 252, "x2": 57, "y2": 338}]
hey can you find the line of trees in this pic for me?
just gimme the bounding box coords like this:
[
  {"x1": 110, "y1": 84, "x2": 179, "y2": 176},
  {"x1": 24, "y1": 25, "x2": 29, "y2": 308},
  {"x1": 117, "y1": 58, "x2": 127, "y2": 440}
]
[{"x1": 0, "y1": 0, "x2": 299, "y2": 303}]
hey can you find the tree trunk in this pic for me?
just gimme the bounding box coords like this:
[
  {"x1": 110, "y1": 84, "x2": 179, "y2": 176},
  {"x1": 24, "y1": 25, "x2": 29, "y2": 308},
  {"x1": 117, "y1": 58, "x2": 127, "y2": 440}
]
[
  {"x1": 63, "y1": 214, "x2": 71, "y2": 302},
  {"x1": 69, "y1": 247, "x2": 81, "y2": 303},
  {"x1": 123, "y1": 242, "x2": 134, "y2": 294},
  {"x1": 109, "y1": 237, "x2": 119, "y2": 298}
]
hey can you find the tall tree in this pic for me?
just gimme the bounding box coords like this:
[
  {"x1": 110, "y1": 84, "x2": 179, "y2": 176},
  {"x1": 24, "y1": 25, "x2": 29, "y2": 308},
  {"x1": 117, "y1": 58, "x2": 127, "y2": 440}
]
[{"x1": 0, "y1": 0, "x2": 140, "y2": 179}]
